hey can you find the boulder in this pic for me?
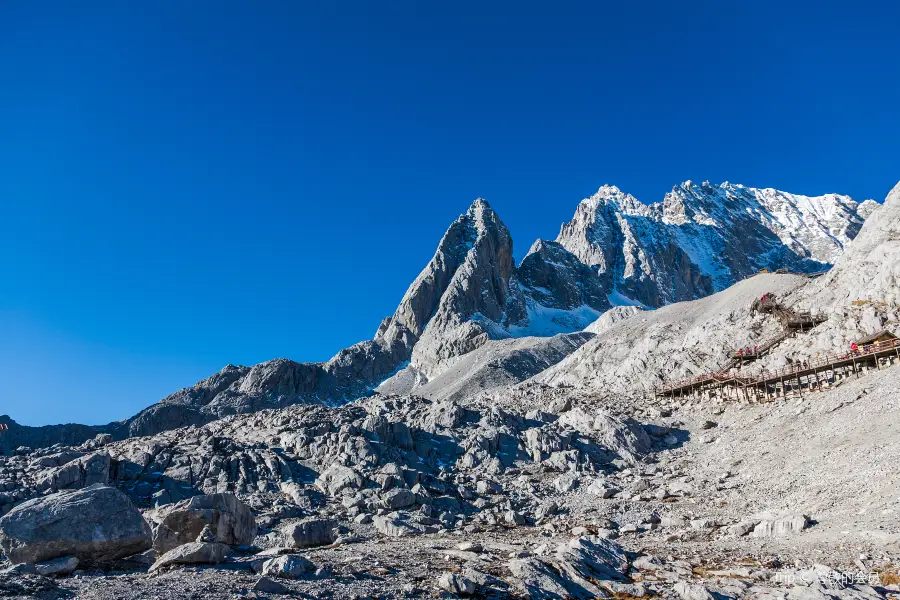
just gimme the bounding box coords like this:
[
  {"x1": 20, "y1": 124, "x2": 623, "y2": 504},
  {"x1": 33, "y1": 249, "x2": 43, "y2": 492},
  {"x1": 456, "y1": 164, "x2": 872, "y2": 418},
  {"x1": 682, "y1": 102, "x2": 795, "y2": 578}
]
[
  {"x1": 146, "y1": 493, "x2": 256, "y2": 553},
  {"x1": 149, "y1": 542, "x2": 230, "y2": 572},
  {"x1": 508, "y1": 536, "x2": 629, "y2": 599},
  {"x1": 587, "y1": 479, "x2": 618, "y2": 498},
  {"x1": 504, "y1": 510, "x2": 526, "y2": 526},
  {"x1": 262, "y1": 554, "x2": 315, "y2": 579},
  {"x1": 591, "y1": 411, "x2": 652, "y2": 463},
  {"x1": 281, "y1": 519, "x2": 338, "y2": 548},
  {"x1": 0, "y1": 484, "x2": 151, "y2": 565},
  {"x1": 674, "y1": 580, "x2": 716, "y2": 600},
  {"x1": 438, "y1": 572, "x2": 476, "y2": 595},
  {"x1": 34, "y1": 453, "x2": 111, "y2": 492},
  {"x1": 508, "y1": 557, "x2": 572, "y2": 598},
  {"x1": 751, "y1": 514, "x2": 810, "y2": 538},
  {"x1": 253, "y1": 576, "x2": 289, "y2": 594},
  {"x1": 381, "y1": 488, "x2": 416, "y2": 510},
  {"x1": 553, "y1": 474, "x2": 579, "y2": 493},
  {"x1": 535, "y1": 502, "x2": 558, "y2": 521},
  {"x1": 34, "y1": 556, "x2": 79, "y2": 577},
  {"x1": 554, "y1": 536, "x2": 629, "y2": 582},
  {"x1": 727, "y1": 520, "x2": 759, "y2": 537},
  {"x1": 373, "y1": 516, "x2": 421, "y2": 537},
  {"x1": 314, "y1": 463, "x2": 365, "y2": 496}
]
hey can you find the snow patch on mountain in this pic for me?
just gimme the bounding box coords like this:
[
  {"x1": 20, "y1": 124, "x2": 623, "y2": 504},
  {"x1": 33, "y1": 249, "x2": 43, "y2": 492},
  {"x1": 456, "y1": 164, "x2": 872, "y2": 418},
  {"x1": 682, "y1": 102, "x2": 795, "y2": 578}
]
[{"x1": 507, "y1": 300, "x2": 601, "y2": 337}]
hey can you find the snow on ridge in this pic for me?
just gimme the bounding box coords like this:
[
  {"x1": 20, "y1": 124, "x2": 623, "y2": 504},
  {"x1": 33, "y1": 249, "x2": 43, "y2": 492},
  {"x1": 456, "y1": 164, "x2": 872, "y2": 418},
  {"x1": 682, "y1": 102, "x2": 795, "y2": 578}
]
[{"x1": 555, "y1": 180, "x2": 873, "y2": 309}]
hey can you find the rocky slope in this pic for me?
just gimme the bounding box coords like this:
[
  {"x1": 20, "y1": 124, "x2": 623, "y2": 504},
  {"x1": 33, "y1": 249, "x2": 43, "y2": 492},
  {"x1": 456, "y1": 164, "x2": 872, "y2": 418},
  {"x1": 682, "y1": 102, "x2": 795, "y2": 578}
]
[
  {"x1": 3, "y1": 362, "x2": 900, "y2": 599},
  {"x1": 378, "y1": 332, "x2": 595, "y2": 402},
  {"x1": 533, "y1": 273, "x2": 809, "y2": 394}
]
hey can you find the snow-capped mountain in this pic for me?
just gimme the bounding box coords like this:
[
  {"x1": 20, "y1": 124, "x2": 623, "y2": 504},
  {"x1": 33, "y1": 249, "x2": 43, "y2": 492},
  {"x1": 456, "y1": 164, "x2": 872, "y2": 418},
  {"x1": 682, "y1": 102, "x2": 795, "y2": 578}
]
[
  {"x1": 6, "y1": 181, "x2": 874, "y2": 448},
  {"x1": 378, "y1": 182, "x2": 874, "y2": 391},
  {"x1": 557, "y1": 181, "x2": 876, "y2": 307}
]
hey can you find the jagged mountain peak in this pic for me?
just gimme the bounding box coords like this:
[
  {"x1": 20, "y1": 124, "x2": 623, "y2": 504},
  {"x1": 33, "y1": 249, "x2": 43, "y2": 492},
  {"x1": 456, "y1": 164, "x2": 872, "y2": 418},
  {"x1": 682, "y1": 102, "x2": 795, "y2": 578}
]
[
  {"x1": 466, "y1": 196, "x2": 492, "y2": 214},
  {"x1": 556, "y1": 180, "x2": 873, "y2": 307},
  {"x1": 577, "y1": 184, "x2": 651, "y2": 217}
]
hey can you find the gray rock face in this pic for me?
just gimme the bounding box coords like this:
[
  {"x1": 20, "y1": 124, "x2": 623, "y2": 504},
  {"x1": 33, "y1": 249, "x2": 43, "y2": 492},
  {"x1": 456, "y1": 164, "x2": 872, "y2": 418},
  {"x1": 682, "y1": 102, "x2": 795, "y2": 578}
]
[
  {"x1": 146, "y1": 493, "x2": 256, "y2": 553},
  {"x1": 34, "y1": 452, "x2": 110, "y2": 492},
  {"x1": 253, "y1": 576, "x2": 289, "y2": 594},
  {"x1": 515, "y1": 239, "x2": 611, "y2": 328},
  {"x1": 402, "y1": 199, "x2": 517, "y2": 376},
  {"x1": 376, "y1": 199, "x2": 514, "y2": 350},
  {"x1": 34, "y1": 555, "x2": 79, "y2": 577},
  {"x1": 508, "y1": 536, "x2": 629, "y2": 599},
  {"x1": 381, "y1": 488, "x2": 415, "y2": 510},
  {"x1": 802, "y1": 181, "x2": 900, "y2": 307},
  {"x1": 314, "y1": 463, "x2": 366, "y2": 497},
  {"x1": 0, "y1": 484, "x2": 151, "y2": 565}
]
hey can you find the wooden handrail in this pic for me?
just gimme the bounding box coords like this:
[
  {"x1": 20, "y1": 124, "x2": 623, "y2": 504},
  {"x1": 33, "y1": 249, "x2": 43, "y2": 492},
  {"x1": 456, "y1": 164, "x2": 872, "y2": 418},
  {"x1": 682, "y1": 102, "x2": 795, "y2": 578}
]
[{"x1": 657, "y1": 337, "x2": 900, "y2": 394}]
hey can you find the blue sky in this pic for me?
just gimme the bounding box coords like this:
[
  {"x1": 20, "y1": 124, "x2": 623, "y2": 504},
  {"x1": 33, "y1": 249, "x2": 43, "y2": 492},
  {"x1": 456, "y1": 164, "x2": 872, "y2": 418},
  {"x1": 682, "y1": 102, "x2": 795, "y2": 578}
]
[{"x1": 1, "y1": 1, "x2": 898, "y2": 426}]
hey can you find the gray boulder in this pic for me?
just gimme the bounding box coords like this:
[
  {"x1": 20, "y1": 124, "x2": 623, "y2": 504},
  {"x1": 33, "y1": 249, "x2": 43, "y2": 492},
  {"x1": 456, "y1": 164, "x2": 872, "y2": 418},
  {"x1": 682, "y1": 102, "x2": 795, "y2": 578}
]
[
  {"x1": 438, "y1": 572, "x2": 476, "y2": 596},
  {"x1": 751, "y1": 514, "x2": 810, "y2": 538},
  {"x1": 146, "y1": 493, "x2": 256, "y2": 553},
  {"x1": 507, "y1": 536, "x2": 629, "y2": 599},
  {"x1": 262, "y1": 554, "x2": 315, "y2": 579},
  {"x1": 674, "y1": 580, "x2": 716, "y2": 600},
  {"x1": 149, "y1": 541, "x2": 230, "y2": 572},
  {"x1": 314, "y1": 463, "x2": 365, "y2": 496},
  {"x1": 34, "y1": 453, "x2": 111, "y2": 492},
  {"x1": 253, "y1": 576, "x2": 289, "y2": 594},
  {"x1": 508, "y1": 557, "x2": 573, "y2": 599},
  {"x1": 281, "y1": 519, "x2": 338, "y2": 548},
  {"x1": 373, "y1": 516, "x2": 421, "y2": 537},
  {"x1": 34, "y1": 556, "x2": 79, "y2": 576},
  {"x1": 381, "y1": 488, "x2": 416, "y2": 510},
  {"x1": 0, "y1": 484, "x2": 151, "y2": 565}
]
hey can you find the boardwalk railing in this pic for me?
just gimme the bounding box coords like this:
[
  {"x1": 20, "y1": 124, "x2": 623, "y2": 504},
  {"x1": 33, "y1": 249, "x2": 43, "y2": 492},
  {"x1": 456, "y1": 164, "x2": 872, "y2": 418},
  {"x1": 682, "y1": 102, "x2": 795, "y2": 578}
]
[{"x1": 656, "y1": 337, "x2": 900, "y2": 397}]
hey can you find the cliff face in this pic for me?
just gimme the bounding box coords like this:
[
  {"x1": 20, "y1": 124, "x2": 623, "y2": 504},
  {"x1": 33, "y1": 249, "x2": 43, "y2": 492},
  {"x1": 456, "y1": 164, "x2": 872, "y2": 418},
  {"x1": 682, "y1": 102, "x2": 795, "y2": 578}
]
[{"x1": 555, "y1": 182, "x2": 875, "y2": 307}]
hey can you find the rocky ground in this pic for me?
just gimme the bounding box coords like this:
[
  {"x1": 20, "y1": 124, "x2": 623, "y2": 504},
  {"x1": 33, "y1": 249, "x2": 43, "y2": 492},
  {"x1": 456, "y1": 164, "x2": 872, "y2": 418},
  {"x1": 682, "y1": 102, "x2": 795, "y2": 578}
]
[{"x1": 3, "y1": 365, "x2": 900, "y2": 599}]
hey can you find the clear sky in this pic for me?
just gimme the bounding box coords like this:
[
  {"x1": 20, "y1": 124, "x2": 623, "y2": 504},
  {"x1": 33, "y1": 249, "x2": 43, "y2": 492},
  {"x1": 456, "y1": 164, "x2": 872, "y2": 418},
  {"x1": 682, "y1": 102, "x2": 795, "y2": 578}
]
[{"x1": 1, "y1": 1, "x2": 898, "y2": 426}]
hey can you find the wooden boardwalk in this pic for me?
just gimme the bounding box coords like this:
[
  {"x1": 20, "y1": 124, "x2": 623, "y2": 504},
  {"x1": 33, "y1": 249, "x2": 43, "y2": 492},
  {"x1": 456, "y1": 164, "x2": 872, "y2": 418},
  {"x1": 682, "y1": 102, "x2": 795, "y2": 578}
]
[{"x1": 657, "y1": 337, "x2": 900, "y2": 401}]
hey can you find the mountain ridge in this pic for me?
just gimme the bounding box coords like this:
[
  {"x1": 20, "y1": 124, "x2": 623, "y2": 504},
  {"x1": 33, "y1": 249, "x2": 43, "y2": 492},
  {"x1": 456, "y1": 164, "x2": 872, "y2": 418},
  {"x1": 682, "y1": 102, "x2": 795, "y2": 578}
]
[{"x1": 0, "y1": 181, "x2": 877, "y2": 451}]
